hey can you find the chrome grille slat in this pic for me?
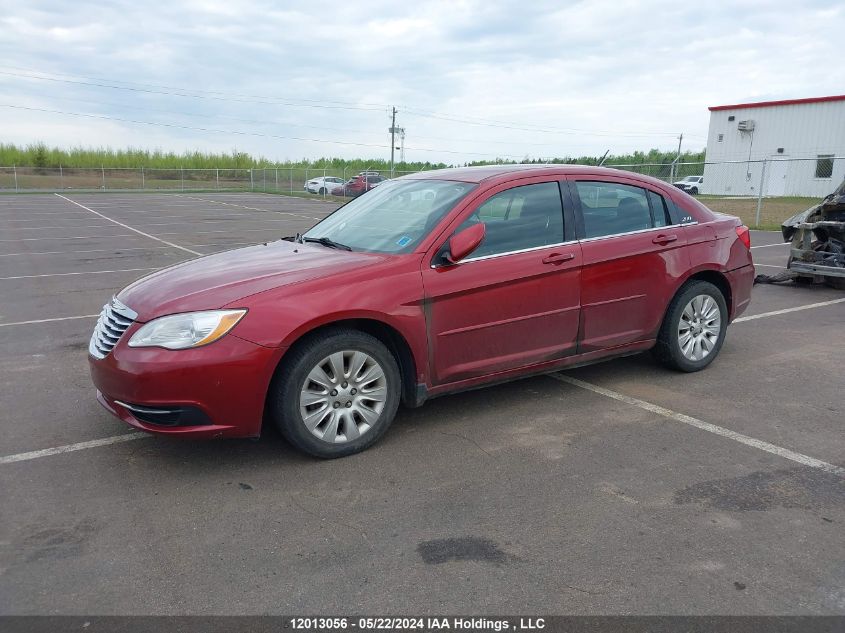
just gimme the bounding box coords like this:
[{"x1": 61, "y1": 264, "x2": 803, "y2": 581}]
[{"x1": 89, "y1": 297, "x2": 137, "y2": 359}]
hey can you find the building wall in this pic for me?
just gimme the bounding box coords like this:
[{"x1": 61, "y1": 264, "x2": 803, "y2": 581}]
[{"x1": 703, "y1": 99, "x2": 845, "y2": 197}]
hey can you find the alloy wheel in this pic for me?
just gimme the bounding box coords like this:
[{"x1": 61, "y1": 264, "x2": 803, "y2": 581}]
[
  {"x1": 677, "y1": 294, "x2": 722, "y2": 361},
  {"x1": 299, "y1": 350, "x2": 387, "y2": 443}
]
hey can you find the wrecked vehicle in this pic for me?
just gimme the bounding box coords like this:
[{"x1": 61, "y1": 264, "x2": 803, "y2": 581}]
[{"x1": 781, "y1": 177, "x2": 845, "y2": 289}]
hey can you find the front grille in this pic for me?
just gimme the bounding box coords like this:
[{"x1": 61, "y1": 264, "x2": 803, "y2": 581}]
[{"x1": 89, "y1": 297, "x2": 137, "y2": 359}]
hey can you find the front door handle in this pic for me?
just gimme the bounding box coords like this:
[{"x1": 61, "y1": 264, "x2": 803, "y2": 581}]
[
  {"x1": 652, "y1": 234, "x2": 678, "y2": 245},
  {"x1": 542, "y1": 252, "x2": 575, "y2": 265}
]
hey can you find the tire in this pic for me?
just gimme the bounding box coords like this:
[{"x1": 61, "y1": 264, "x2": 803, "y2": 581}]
[
  {"x1": 652, "y1": 280, "x2": 728, "y2": 372},
  {"x1": 690, "y1": 187, "x2": 699, "y2": 195},
  {"x1": 319, "y1": 187, "x2": 326, "y2": 195},
  {"x1": 270, "y1": 328, "x2": 401, "y2": 458}
]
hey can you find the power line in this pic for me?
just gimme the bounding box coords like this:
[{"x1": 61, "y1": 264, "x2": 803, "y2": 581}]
[
  {"x1": 14, "y1": 88, "x2": 689, "y2": 151},
  {"x1": 12, "y1": 89, "x2": 382, "y2": 139},
  {"x1": 0, "y1": 103, "x2": 528, "y2": 158},
  {"x1": 402, "y1": 107, "x2": 683, "y2": 138},
  {"x1": 0, "y1": 64, "x2": 389, "y2": 110},
  {"x1": 0, "y1": 70, "x2": 386, "y2": 112},
  {"x1": 1, "y1": 66, "x2": 695, "y2": 141}
]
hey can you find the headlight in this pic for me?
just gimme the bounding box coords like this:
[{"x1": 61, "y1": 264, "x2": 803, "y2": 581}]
[{"x1": 128, "y1": 310, "x2": 246, "y2": 350}]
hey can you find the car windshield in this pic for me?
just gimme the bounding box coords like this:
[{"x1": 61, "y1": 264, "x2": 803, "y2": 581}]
[
  {"x1": 303, "y1": 179, "x2": 476, "y2": 253},
  {"x1": 683, "y1": 176, "x2": 700, "y2": 182}
]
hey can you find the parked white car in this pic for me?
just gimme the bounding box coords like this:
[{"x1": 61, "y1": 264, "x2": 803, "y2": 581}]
[
  {"x1": 673, "y1": 175, "x2": 704, "y2": 195},
  {"x1": 304, "y1": 176, "x2": 346, "y2": 194}
]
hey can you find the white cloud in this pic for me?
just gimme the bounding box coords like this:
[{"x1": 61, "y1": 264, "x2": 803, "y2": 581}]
[{"x1": 0, "y1": 0, "x2": 842, "y2": 163}]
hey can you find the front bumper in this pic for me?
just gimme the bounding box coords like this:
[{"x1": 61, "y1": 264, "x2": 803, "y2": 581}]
[{"x1": 89, "y1": 330, "x2": 283, "y2": 438}]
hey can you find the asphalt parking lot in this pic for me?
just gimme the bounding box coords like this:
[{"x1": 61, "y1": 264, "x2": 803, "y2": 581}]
[{"x1": 0, "y1": 192, "x2": 843, "y2": 615}]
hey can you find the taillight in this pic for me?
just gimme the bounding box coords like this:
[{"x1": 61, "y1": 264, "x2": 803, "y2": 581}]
[{"x1": 735, "y1": 225, "x2": 751, "y2": 249}]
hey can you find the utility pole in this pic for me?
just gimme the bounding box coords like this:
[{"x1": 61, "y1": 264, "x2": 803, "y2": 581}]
[{"x1": 389, "y1": 107, "x2": 397, "y2": 173}]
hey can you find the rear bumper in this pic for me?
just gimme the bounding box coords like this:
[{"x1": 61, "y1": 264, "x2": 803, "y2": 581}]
[
  {"x1": 725, "y1": 264, "x2": 755, "y2": 321},
  {"x1": 89, "y1": 332, "x2": 283, "y2": 438}
]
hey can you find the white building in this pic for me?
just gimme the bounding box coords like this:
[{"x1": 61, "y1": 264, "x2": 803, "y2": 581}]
[{"x1": 703, "y1": 95, "x2": 845, "y2": 197}]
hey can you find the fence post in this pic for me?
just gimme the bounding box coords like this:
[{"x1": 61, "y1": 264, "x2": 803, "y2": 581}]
[
  {"x1": 180, "y1": 166, "x2": 184, "y2": 191},
  {"x1": 323, "y1": 167, "x2": 327, "y2": 199},
  {"x1": 141, "y1": 166, "x2": 145, "y2": 190},
  {"x1": 275, "y1": 168, "x2": 279, "y2": 192},
  {"x1": 249, "y1": 169, "x2": 254, "y2": 191},
  {"x1": 13, "y1": 164, "x2": 18, "y2": 192},
  {"x1": 289, "y1": 168, "x2": 293, "y2": 193},
  {"x1": 59, "y1": 164, "x2": 64, "y2": 190},
  {"x1": 755, "y1": 159, "x2": 767, "y2": 227},
  {"x1": 263, "y1": 168, "x2": 266, "y2": 192},
  {"x1": 101, "y1": 165, "x2": 106, "y2": 190}
]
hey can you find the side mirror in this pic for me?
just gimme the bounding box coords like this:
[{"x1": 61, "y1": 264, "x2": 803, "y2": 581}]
[{"x1": 447, "y1": 223, "x2": 486, "y2": 264}]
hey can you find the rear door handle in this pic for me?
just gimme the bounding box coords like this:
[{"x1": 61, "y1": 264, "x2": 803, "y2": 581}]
[
  {"x1": 652, "y1": 234, "x2": 678, "y2": 245},
  {"x1": 542, "y1": 252, "x2": 575, "y2": 265}
]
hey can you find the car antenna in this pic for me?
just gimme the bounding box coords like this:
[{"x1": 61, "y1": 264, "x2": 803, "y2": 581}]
[{"x1": 598, "y1": 150, "x2": 610, "y2": 167}]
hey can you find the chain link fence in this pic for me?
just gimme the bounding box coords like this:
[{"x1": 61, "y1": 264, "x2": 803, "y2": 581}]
[{"x1": 1, "y1": 157, "x2": 841, "y2": 228}]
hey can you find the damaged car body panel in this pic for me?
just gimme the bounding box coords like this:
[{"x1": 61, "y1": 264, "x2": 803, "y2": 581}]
[{"x1": 781, "y1": 178, "x2": 845, "y2": 287}]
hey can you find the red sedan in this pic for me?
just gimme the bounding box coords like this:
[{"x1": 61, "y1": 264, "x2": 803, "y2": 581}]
[
  {"x1": 331, "y1": 174, "x2": 384, "y2": 197},
  {"x1": 89, "y1": 165, "x2": 754, "y2": 458}
]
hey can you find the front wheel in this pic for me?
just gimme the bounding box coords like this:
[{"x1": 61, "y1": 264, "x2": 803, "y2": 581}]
[
  {"x1": 690, "y1": 187, "x2": 699, "y2": 195},
  {"x1": 652, "y1": 280, "x2": 727, "y2": 372},
  {"x1": 271, "y1": 329, "x2": 401, "y2": 458},
  {"x1": 318, "y1": 187, "x2": 326, "y2": 195}
]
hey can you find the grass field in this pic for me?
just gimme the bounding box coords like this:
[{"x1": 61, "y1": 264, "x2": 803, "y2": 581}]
[{"x1": 698, "y1": 195, "x2": 819, "y2": 230}]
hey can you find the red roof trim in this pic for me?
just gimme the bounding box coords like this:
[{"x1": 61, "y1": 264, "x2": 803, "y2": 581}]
[{"x1": 709, "y1": 95, "x2": 845, "y2": 111}]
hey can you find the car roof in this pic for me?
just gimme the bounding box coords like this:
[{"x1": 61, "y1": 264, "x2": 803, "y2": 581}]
[{"x1": 400, "y1": 164, "x2": 673, "y2": 188}]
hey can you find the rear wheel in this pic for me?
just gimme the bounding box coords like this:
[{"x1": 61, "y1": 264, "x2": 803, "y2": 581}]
[
  {"x1": 271, "y1": 329, "x2": 401, "y2": 458},
  {"x1": 652, "y1": 280, "x2": 727, "y2": 372}
]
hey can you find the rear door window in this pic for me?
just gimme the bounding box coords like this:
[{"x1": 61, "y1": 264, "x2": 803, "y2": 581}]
[{"x1": 575, "y1": 181, "x2": 653, "y2": 238}]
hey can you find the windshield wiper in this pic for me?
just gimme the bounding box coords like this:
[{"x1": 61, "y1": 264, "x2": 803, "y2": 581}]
[{"x1": 302, "y1": 236, "x2": 352, "y2": 251}]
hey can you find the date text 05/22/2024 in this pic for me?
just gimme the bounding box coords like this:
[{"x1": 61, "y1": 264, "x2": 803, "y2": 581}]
[{"x1": 288, "y1": 617, "x2": 547, "y2": 631}]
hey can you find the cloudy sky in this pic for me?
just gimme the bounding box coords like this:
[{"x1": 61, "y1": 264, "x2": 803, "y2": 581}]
[{"x1": 1, "y1": 0, "x2": 843, "y2": 164}]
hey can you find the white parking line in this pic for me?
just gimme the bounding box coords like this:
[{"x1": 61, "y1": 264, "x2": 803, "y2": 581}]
[
  {"x1": 0, "y1": 242, "x2": 258, "y2": 258},
  {"x1": 0, "y1": 314, "x2": 98, "y2": 327},
  {"x1": 2, "y1": 224, "x2": 116, "y2": 231},
  {"x1": 0, "y1": 433, "x2": 149, "y2": 465},
  {"x1": 54, "y1": 194, "x2": 202, "y2": 256},
  {"x1": 551, "y1": 374, "x2": 844, "y2": 476},
  {"x1": 0, "y1": 234, "x2": 135, "y2": 242},
  {"x1": 157, "y1": 228, "x2": 276, "y2": 236},
  {"x1": 0, "y1": 246, "x2": 173, "y2": 257},
  {"x1": 733, "y1": 298, "x2": 845, "y2": 323},
  {"x1": 751, "y1": 242, "x2": 789, "y2": 249},
  {"x1": 177, "y1": 194, "x2": 323, "y2": 221},
  {"x1": 753, "y1": 263, "x2": 786, "y2": 268},
  {"x1": 0, "y1": 267, "x2": 160, "y2": 281}
]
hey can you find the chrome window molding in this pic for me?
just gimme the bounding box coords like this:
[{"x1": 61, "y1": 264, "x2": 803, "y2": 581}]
[
  {"x1": 431, "y1": 240, "x2": 578, "y2": 268},
  {"x1": 579, "y1": 221, "x2": 696, "y2": 243}
]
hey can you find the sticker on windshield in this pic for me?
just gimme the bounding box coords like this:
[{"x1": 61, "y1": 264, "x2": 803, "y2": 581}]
[{"x1": 396, "y1": 236, "x2": 412, "y2": 247}]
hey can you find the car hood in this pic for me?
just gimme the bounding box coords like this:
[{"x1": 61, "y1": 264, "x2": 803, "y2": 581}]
[{"x1": 118, "y1": 240, "x2": 384, "y2": 321}]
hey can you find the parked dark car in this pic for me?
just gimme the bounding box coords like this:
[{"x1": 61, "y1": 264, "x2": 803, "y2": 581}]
[
  {"x1": 331, "y1": 174, "x2": 385, "y2": 197},
  {"x1": 89, "y1": 165, "x2": 754, "y2": 458}
]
